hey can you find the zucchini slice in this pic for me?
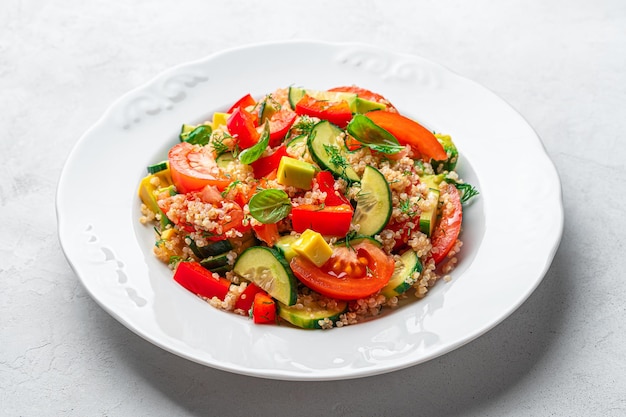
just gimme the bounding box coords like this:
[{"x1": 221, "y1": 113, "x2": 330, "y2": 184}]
[
  {"x1": 352, "y1": 166, "x2": 392, "y2": 236},
  {"x1": 381, "y1": 249, "x2": 422, "y2": 298},
  {"x1": 308, "y1": 120, "x2": 360, "y2": 182},
  {"x1": 278, "y1": 299, "x2": 348, "y2": 329},
  {"x1": 233, "y1": 247, "x2": 297, "y2": 306}
]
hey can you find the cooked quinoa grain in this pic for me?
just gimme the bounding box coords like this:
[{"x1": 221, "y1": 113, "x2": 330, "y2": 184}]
[{"x1": 138, "y1": 85, "x2": 477, "y2": 329}]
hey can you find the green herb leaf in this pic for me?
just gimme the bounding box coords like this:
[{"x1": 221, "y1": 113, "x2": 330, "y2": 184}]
[
  {"x1": 346, "y1": 114, "x2": 403, "y2": 154},
  {"x1": 455, "y1": 182, "x2": 479, "y2": 204},
  {"x1": 239, "y1": 123, "x2": 270, "y2": 165},
  {"x1": 248, "y1": 189, "x2": 292, "y2": 224},
  {"x1": 183, "y1": 125, "x2": 212, "y2": 146}
]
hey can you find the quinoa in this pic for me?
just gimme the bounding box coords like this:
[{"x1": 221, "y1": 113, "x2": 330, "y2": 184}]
[{"x1": 138, "y1": 85, "x2": 476, "y2": 329}]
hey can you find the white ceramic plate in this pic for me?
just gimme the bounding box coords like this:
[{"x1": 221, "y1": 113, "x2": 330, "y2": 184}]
[{"x1": 56, "y1": 41, "x2": 563, "y2": 381}]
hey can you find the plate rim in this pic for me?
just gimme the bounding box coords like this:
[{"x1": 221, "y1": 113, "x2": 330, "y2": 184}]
[{"x1": 56, "y1": 40, "x2": 564, "y2": 381}]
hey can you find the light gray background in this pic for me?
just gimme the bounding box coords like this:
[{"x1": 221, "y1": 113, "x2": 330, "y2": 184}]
[{"x1": 2, "y1": 1, "x2": 625, "y2": 416}]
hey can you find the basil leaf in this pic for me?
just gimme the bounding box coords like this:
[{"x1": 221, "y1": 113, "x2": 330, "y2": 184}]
[
  {"x1": 249, "y1": 189, "x2": 292, "y2": 224},
  {"x1": 239, "y1": 122, "x2": 270, "y2": 165},
  {"x1": 346, "y1": 114, "x2": 403, "y2": 154},
  {"x1": 183, "y1": 125, "x2": 212, "y2": 146}
]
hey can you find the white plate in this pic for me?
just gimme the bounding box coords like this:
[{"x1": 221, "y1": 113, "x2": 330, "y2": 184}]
[{"x1": 56, "y1": 41, "x2": 563, "y2": 381}]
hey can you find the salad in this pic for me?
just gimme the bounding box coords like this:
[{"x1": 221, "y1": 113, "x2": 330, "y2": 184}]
[{"x1": 138, "y1": 86, "x2": 478, "y2": 329}]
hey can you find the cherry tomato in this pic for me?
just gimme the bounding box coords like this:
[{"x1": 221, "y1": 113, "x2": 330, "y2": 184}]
[
  {"x1": 365, "y1": 111, "x2": 447, "y2": 161},
  {"x1": 168, "y1": 142, "x2": 231, "y2": 193},
  {"x1": 290, "y1": 240, "x2": 395, "y2": 300},
  {"x1": 227, "y1": 107, "x2": 260, "y2": 150},
  {"x1": 328, "y1": 86, "x2": 398, "y2": 112},
  {"x1": 295, "y1": 95, "x2": 353, "y2": 128},
  {"x1": 227, "y1": 93, "x2": 256, "y2": 114},
  {"x1": 268, "y1": 108, "x2": 297, "y2": 147},
  {"x1": 315, "y1": 171, "x2": 350, "y2": 206},
  {"x1": 290, "y1": 204, "x2": 353, "y2": 237},
  {"x1": 430, "y1": 184, "x2": 463, "y2": 264},
  {"x1": 173, "y1": 261, "x2": 231, "y2": 300}
]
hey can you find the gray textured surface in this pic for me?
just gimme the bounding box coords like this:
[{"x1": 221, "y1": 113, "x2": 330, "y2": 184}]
[{"x1": 2, "y1": 0, "x2": 625, "y2": 416}]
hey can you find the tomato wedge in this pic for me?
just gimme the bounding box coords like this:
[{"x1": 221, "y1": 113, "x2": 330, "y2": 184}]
[
  {"x1": 168, "y1": 142, "x2": 231, "y2": 193},
  {"x1": 329, "y1": 86, "x2": 397, "y2": 112},
  {"x1": 227, "y1": 93, "x2": 256, "y2": 114},
  {"x1": 295, "y1": 95, "x2": 353, "y2": 128},
  {"x1": 173, "y1": 261, "x2": 231, "y2": 300},
  {"x1": 430, "y1": 184, "x2": 463, "y2": 264},
  {"x1": 290, "y1": 240, "x2": 394, "y2": 300},
  {"x1": 227, "y1": 107, "x2": 260, "y2": 150},
  {"x1": 365, "y1": 111, "x2": 447, "y2": 161},
  {"x1": 268, "y1": 108, "x2": 297, "y2": 147},
  {"x1": 290, "y1": 204, "x2": 353, "y2": 237}
]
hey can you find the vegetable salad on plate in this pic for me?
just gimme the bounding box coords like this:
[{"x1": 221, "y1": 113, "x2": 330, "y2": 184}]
[{"x1": 138, "y1": 85, "x2": 478, "y2": 329}]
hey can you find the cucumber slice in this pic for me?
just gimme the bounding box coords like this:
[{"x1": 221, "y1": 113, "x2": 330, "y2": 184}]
[
  {"x1": 334, "y1": 234, "x2": 382, "y2": 248},
  {"x1": 233, "y1": 247, "x2": 297, "y2": 306},
  {"x1": 308, "y1": 120, "x2": 360, "y2": 182},
  {"x1": 419, "y1": 174, "x2": 444, "y2": 237},
  {"x1": 288, "y1": 86, "x2": 306, "y2": 109},
  {"x1": 352, "y1": 166, "x2": 392, "y2": 236},
  {"x1": 147, "y1": 161, "x2": 168, "y2": 175},
  {"x1": 215, "y1": 152, "x2": 235, "y2": 169},
  {"x1": 381, "y1": 249, "x2": 423, "y2": 298},
  {"x1": 278, "y1": 299, "x2": 348, "y2": 329},
  {"x1": 274, "y1": 234, "x2": 299, "y2": 261},
  {"x1": 286, "y1": 134, "x2": 307, "y2": 149},
  {"x1": 188, "y1": 239, "x2": 234, "y2": 259},
  {"x1": 199, "y1": 253, "x2": 230, "y2": 270},
  {"x1": 419, "y1": 188, "x2": 440, "y2": 237}
]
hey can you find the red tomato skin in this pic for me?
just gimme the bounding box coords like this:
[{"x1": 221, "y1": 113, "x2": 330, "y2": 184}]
[
  {"x1": 252, "y1": 292, "x2": 276, "y2": 324},
  {"x1": 168, "y1": 142, "x2": 231, "y2": 193},
  {"x1": 227, "y1": 107, "x2": 260, "y2": 149},
  {"x1": 173, "y1": 261, "x2": 231, "y2": 300},
  {"x1": 289, "y1": 241, "x2": 395, "y2": 300},
  {"x1": 250, "y1": 145, "x2": 288, "y2": 178},
  {"x1": 268, "y1": 108, "x2": 297, "y2": 147},
  {"x1": 290, "y1": 204, "x2": 353, "y2": 237},
  {"x1": 315, "y1": 171, "x2": 350, "y2": 206},
  {"x1": 430, "y1": 184, "x2": 463, "y2": 264},
  {"x1": 227, "y1": 93, "x2": 256, "y2": 114},
  {"x1": 295, "y1": 95, "x2": 353, "y2": 128},
  {"x1": 365, "y1": 111, "x2": 447, "y2": 161}
]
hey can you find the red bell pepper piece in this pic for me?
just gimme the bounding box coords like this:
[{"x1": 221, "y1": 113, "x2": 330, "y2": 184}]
[
  {"x1": 268, "y1": 108, "x2": 297, "y2": 147},
  {"x1": 295, "y1": 95, "x2": 353, "y2": 128},
  {"x1": 227, "y1": 93, "x2": 256, "y2": 114},
  {"x1": 315, "y1": 171, "x2": 350, "y2": 206},
  {"x1": 233, "y1": 282, "x2": 265, "y2": 313},
  {"x1": 364, "y1": 111, "x2": 447, "y2": 161},
  {"x1": 250, "y1": 145, "x2": 288, "y2": 178},
  {"x1": 252, "y1": 292, "x2": 276, "y2": 324},
  {"x1": 227, "y1": 107, "x2": 260, "y2": 150},
  {"x1": 173, "y1": 261, "x2": 231, "y2": 300},
  {"x1": 290, "y1": 204, "x2": 353, "y2": 237}
]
